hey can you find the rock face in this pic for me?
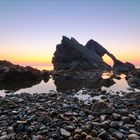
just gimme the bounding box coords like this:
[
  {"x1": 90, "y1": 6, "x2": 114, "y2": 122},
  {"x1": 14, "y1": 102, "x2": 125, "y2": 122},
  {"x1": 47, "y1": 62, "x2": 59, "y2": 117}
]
[
  {"x1": 52, "y1": 36, "x2": 135, "y2": 72},
  {"x1": 113, "y1": 61, "x2": 135, "y2": 73},
  {"x1": 0, "y1": 60, "x2": 42, "y2": 82},
  {"x1": 52, "y1": 36, "x2": 112, "y2": 71},
  {"x1": 127, "y1": 69, "x2": 140, "y2": 89}
]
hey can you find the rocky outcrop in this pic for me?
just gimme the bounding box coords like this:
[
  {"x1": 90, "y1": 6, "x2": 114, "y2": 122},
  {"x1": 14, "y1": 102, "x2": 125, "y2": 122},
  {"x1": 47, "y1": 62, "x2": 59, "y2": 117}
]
[
  {"x1": 127, "y1": 69, "x2": 140, "y2": 89},
  {"x1": 52, "y1": 36, "x2": 135, "y2": 72},
  {"x1": 113, "y1": 61, "x2": 135, "y2": 73},
  {"x1": 52, "y1": 36, "x2": 111, "y2": 71},
  {"x1": 0, "y1": 60, "x2": 42, "y2": 82}
]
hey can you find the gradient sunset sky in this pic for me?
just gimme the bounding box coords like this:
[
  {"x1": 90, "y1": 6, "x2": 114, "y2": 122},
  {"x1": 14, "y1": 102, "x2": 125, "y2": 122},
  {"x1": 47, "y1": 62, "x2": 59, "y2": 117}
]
[{"x1": 0, "y1": 0, "x2": 140, "y2": 67}]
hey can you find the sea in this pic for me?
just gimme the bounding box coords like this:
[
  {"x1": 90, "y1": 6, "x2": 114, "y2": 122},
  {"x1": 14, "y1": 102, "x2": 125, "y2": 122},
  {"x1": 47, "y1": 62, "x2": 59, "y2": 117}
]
[{"x1": 0, "y1": 65, "x2": 140, "y2": 101}]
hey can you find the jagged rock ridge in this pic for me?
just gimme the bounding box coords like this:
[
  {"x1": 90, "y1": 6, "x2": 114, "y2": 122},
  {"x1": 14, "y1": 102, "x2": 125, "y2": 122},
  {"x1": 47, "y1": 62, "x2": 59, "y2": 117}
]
[{"x1": 52, "y1": 36, "x2": 135, "y2": 71}]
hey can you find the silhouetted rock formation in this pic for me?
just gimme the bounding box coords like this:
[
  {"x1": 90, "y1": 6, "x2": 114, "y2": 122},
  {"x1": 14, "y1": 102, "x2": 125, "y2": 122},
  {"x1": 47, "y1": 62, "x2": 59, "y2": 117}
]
[
  {"x1": 0, "y1": 60, "x2": 42, "y2": 82},
  {"x1": 52, "y1": 36, "x2": 135, "y2": 72}
]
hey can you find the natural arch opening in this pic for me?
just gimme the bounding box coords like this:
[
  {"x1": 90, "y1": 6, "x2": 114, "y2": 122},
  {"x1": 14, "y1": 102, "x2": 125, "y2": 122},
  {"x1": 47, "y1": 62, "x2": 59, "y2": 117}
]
[{"x1": 102, "y1": 54, "x2": 114, "y2": 67}]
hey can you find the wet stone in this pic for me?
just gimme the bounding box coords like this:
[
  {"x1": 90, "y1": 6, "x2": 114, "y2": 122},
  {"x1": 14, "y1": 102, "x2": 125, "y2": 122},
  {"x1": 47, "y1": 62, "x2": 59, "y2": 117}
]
[
  {"x1": 128, "y1": 134, "x2": 140, "y2": 140},
  {"x1": 74, "y1": 128, "x2": 82, "y2": 134},
  {"x1": 65, "y1": 125, "x2": 75, "y2": 132},
  {"x1": 112, "y1": 131, "x2": 124, "y2": 140},
  {"x1": 121, "y1": 116, "x2": 130, "y2": 123},
  {"x1": 32, "y1": 135, "x2": 45, "y2": 140},
  {"x1": 98, "y1": 131, "x2": 110, "y2": 140},
  {"x1": 60, "y1": 128, "x2": 71, "y2": 137},
  {"x1": 74, "y1": 134, "x2": 81, "y2": 140},
  {"x1": 0, "y1": 135, "x2": 7, "y2": 140},
  {"x1": 85, "y1": 135, "x2": 96, "y2": 140},
  {"x1": 112, "y1": 113, "x2": 121, "y2": 120},
  {"x1": 110, "y1": 121, "x2": 123, "y2": 128},
  {"x1": 7, "y1": 127, "x2": 14, "y2": 134}
]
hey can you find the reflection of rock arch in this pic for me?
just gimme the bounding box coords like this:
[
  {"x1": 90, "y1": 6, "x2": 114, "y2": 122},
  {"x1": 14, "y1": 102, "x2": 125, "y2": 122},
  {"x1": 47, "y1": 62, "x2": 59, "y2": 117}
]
[{"x1": 53, "y1": 77, "x2": 115, "y2": 92}]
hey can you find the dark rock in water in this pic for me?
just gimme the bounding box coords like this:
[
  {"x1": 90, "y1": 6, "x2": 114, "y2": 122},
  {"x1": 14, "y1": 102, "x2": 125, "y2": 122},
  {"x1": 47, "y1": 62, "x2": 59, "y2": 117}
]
[
  {"x1": 127, "y1": 77, "x2": 140, "y2": 89},
  {"x1": 113, "y1": 61, "x2": 135, "y2": 73},
  {"x1": 0, "y1": 60, "x2": 46, "y2": 92},
  {"x1": 42, "y1": 70, "x2": 50, "y2": 82},
  {"x1": 101, "y1": 77, "x2": 115, "y2": 87},
  {"x1": 127, "y1": 69, "x2": 140, "y2": 89},
  {"x1": 52, "y1": 36, "x2": 116, "y2": 71},
  {"x1": 131, "y1": 69, "x2": 140, "y2": 78},
  {"x1": 0, "y1": 60, "x2": 42, "y2": 82}
]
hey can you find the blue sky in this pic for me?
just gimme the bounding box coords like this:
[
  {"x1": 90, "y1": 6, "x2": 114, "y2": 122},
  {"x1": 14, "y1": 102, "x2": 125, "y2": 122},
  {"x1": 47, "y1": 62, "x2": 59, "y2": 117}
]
[{"x1": 0, "y1": 0, "x2": 140, "y2": 66}]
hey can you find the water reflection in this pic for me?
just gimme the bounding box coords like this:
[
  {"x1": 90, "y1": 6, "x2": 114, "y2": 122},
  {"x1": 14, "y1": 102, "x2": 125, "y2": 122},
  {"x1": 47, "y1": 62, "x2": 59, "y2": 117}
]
[
  {"x1": 0, "y1": 78, "x2": 42, "y2": 93},
  {"x1": 0, "y1": 72, "x2": 139, "y2": 97},
  {"x1": 54, "y1": 78, "x2": 115, "y2": 92}
]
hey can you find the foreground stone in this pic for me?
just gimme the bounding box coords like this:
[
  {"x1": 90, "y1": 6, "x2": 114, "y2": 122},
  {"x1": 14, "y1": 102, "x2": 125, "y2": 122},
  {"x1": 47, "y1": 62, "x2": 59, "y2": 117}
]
[
  {"x1": 0, "y1": 89, "x2": 140, "y2": 139},
  {"x1": 128, "y1": 134, "x2": 140, "y2": 140}
]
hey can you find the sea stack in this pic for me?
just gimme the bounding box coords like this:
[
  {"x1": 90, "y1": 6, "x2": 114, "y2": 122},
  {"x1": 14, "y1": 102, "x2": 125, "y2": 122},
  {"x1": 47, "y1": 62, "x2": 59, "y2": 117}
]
[{"x1": 52, "y1": 36, "x2": 135, "y2": 72}]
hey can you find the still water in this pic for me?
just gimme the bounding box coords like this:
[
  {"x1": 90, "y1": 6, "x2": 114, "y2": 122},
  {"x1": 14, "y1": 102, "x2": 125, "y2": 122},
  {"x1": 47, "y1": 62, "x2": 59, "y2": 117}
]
[
  {"x1": 0, "y1": 72, "x2": 139, "y2": 97},
  {"x1": 0, "y1": 65, "x2": 140, "y2": 100}
]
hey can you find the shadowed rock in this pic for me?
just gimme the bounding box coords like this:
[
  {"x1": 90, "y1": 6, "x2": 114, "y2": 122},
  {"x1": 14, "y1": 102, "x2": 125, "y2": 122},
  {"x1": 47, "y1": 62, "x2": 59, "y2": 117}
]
[
  {"x1": 52, "y1": 36, "x2": 135, "y2": 72},
  {"x1": 113, "y1": 61, "x2": 135, "y2": 73},
  {"x1": 52, "y1": 36, "x2": 112, "y2": 71},
  {"x1": 127, "y1": 69, "x2": 140, "y2": 89},
  {"x1": 0, "y1": 60, "x2": 43, "y2": 82}
]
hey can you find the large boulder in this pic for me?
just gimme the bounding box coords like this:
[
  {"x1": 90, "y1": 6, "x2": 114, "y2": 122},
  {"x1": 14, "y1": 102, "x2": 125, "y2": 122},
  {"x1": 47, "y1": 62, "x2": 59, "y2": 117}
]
[
  {"x1": 113, "y1": 60, "x2": 135, "y2": 73},
  {"x1": 0, "y1": 60, "x2": 42, "y2": 82},
  {"x1": 127, "y1": 69, "x2": 140, "y2": 89}
]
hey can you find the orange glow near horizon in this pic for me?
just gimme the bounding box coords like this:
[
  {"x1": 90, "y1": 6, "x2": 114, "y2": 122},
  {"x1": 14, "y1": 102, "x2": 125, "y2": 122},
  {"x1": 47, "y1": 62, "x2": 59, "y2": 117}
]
[
  {"x1": 0, "y1": 40, "x2": 139, "y2": 67},
  {"x1": 0, "y1": 54, "x2": 53, "y2": 66},
  {"x1": 0, "y1": 50, "x2": 139, "y2": 67}
]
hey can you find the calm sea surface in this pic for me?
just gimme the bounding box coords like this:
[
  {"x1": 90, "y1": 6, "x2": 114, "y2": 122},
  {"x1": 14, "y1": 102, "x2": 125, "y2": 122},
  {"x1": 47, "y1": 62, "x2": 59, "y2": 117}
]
[{"x1": 0, "y1": 66, "x2": 140, "y2": 99}]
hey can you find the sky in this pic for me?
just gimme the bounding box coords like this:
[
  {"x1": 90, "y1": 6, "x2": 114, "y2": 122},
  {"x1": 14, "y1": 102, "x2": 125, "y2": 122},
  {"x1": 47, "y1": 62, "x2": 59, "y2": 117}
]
[{"x1": 0, "y1": 0, "x2": 140, "y2": 67}]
